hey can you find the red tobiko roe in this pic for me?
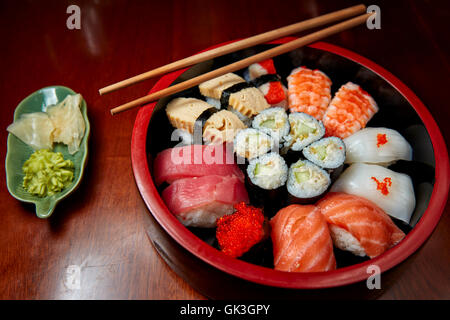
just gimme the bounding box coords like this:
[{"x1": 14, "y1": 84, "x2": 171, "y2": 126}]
[
  {"x1": 377, "y1": 133, "x2": 388, "y2": 147},
  {"x1": 216, "y1": 202, "x2": 265, "y2": 258}
]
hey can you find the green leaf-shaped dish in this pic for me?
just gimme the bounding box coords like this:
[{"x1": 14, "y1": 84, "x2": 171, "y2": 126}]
[{"x1": 5, "y1": 86, "x2": 90, "y2": 218}]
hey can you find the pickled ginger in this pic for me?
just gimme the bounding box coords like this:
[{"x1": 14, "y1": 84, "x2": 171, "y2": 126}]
[
  {"x1": 7, "y1": 112, "x2": 55, "y2": 150},
  {"x1": 7, "y1": 94, "x2": 85, "y2": 154},
  {"x1": 46, "y1": 94, "x2": 85, "y2": 154}
]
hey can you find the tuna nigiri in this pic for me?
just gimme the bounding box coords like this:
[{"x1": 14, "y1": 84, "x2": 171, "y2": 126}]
[
  {"x1": 322, "y1": 82, "x2": 378, "y2": 139},
  {"x1": 153, "y1": 144, "x2": 244, "y2": 185},
  {"x1": 317, "y1": 192, "x2": 405, "y2": 258},
  {"x1": 162, "y1": 175, "x2": 249, "y2": 228},
  {"x1": 270, "y1": 205, "x2": 336, "y2": 272},
  {"x1": 287, "y1": 66, "x2": 332, "y2": 120}
]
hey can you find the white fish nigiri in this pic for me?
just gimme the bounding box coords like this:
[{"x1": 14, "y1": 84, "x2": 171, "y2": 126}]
[
  {"x1": 344, "y1": 127, "x2": 412, "y2": 165},
  {"x1": 331, "y1": 163, "x2": 415, "y2": 224},
  {"x1": 7, "y1": 112, "x2": 55, "y2": 150}
]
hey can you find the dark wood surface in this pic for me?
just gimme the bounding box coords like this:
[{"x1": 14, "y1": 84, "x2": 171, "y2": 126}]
[{"x1": 0, "y1": 0, "x2": 449, "y2": 300}]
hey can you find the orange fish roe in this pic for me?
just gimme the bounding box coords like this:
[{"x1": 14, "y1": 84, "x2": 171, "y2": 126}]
[
  {"x1": 371, "y1": 177, "x2": 392, "y2": 196},
  {"x1": 216, "y1": 202, "x2": 265, "y2": 258},
  {"x1": 377, "y1": 133, "x2": 388, "y2": 147},
  {"x1": 287, "y1": 66, "x2": 332, "y2": 120}
]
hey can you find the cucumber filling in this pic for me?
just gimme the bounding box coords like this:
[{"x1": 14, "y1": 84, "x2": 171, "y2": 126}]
[
  {"x1": 311, "y1": 145, "x2": 328, "y2": 161},
  {"x1": 293, "y1": 121, "x2": 317, "y2": 140},
  {"x1": 254, "y1": 161, "x2": 275, "y2": 176},
  {"x1": 294, "y1": 170, "x2": 310, "y2": 183}
]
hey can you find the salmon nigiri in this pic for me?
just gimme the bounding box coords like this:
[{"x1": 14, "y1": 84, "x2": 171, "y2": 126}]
[
  {"x1": 317, "y1": 192, "x2": 405, "y2": 258},
  {"x1": 270, "y1": 205, "x2": 336, "y2": 272}
]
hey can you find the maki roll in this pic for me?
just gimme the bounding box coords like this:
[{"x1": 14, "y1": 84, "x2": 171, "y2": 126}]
[
  {"x1": 283, "y1": 112, "x2": 325, "y2": 152},
  {"x1": 233, "y1": 128, "x2": 274, "y2": 162},
  {"x1": 247, "y1": 153, "x2": 288, "y2": 190},
  {"x1": 302, "y1": 137, "x2": 346, "y2": 169},
  {"x1": 287, "y1": 159, "x2": 331, "y2": 203},
  {"x1": 246, "y1": 153, "x2": 288, "y2": 210},
  {"x1": 251, "y1": 107, "x2": 289, "y2": 146}
]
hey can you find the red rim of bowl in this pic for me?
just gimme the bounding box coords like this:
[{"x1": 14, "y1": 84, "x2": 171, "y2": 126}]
[{"x1": 131, "y1": 38, "x2": 450, "y2": 289}]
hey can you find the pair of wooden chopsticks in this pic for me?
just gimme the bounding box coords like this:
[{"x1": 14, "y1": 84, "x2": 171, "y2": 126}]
[{"x1": 101, "y1": 4, "x2": 373, "y2": 115}]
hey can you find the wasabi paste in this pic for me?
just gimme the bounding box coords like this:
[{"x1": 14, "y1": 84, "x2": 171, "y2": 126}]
[{"x1": 22, "y1": 149, "x2": 74, "y2": 197}]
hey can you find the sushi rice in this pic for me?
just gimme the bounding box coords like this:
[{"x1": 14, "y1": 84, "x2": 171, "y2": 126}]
[{"x1": 247, "y1": 152, "x2": 288, "y2": 190}]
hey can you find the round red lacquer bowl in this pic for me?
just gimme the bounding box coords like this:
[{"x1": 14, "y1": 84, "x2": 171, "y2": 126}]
[{"x1": 131, "y1": 38, "x2": 449, "y2": 289}]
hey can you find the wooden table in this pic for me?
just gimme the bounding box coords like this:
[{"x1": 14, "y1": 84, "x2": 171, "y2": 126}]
[{"x1": 0, "y1": 0, "x2": 448, "y2": 300}]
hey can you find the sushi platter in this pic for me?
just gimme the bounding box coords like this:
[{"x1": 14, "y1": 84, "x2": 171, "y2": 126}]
[
  {"x1": 129, "y1": 37, "x2": 449, "y2": 290},
  {"x1": 2, "y1": 1, "x2": 450, "y2": 301}
]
